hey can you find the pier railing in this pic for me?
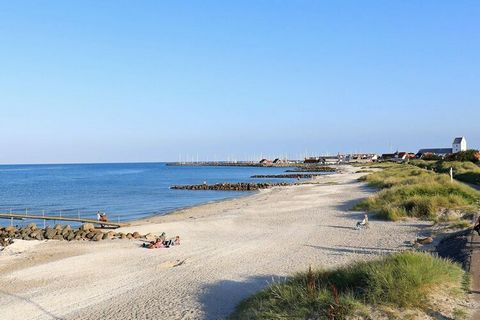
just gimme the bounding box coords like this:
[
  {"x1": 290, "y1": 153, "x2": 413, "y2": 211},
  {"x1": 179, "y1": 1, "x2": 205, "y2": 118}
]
[{"x1": 0, "y1": 209, "x2": 129, "y2": 229}]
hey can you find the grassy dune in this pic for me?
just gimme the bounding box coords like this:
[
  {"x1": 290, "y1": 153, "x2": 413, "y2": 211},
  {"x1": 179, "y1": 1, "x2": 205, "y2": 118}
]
[
  {"x1": 410, "y1": 160, "x2": 480, "y2": 186},
  {"x1": 353, "y1": 164, "x2": 480, "y2": 221},
  {"x1": 231, "y1": 252, "x2": 467, "y2": 320}
]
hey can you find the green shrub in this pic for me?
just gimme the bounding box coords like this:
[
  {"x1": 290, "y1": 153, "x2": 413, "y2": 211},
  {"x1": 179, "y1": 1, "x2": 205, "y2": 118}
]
[{"x1": 445, "y1": 150, "x2": 480, "y2": 163}]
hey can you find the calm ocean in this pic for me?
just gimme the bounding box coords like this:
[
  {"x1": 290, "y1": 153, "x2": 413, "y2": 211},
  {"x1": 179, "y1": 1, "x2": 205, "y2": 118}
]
[{"x1": 0, "y1": 163, "x2": 307, "y2": 224}]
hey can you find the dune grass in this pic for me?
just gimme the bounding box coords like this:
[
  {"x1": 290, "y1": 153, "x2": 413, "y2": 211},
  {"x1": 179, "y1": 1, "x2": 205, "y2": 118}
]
[
  {"x1": 230, "y1": 252, "x2": 466, "y2": 320},
  {"x1": 353, "y1": 164, "x2": 480, "y2": 221},
  {"x1": 411, "y1": 160, "x2": 480, "y2": 186}
]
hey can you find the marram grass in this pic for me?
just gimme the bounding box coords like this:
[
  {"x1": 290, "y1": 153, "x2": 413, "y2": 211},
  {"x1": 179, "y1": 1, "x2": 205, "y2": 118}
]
[
  {"x1": 411, "y1": 159, "x2": 480, "y2": 186},
  {"x1": 230, "y1": 252, "x2": 466, "y2": 320},
  {"x1": 353, "y1": 164, "x2": 480, "y2": 221}
]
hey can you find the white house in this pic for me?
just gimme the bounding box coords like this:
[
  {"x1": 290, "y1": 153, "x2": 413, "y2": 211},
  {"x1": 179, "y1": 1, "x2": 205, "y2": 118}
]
[{"x1": 452, "y1": 137, "x2": 467, "y2": 153}]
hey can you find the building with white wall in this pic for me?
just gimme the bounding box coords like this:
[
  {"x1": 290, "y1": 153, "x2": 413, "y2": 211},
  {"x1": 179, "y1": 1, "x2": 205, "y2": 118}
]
[{"x1": 452, "y1": 137, "x2": 467, "y2": 153}]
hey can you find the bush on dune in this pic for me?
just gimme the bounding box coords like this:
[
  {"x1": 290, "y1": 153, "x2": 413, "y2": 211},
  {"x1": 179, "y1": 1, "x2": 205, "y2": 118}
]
[
  {"x1": 230, "y1": 252, "x2": 466, "y2": 320},
  {"x1": 445, "y1": 150, "x2": 480, "y2": 163}
]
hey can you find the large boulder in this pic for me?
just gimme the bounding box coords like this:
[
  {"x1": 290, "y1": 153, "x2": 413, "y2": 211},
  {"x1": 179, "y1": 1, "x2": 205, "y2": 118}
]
[
  {"x1": 103, "y1": 231, "x2": 116, "y2": 240},
  {"x1": 80, "y1": 223, "x2": 95, "y2": 232},
  {"x1": 44, "y1": 228, "x2": 57, "y2": 240},
  {"x1": 85, "y1": 232, "x2": 95, "y2": 239},
  {"x1": 4, "y1": 226, "x2": 16, "y2": 233},
  {"x1": 132, "y1": 231, "x2": 141, "y2": 239},
  {"x1": 61, "y1": 225, "x2": 72, "y2": 236},
  {"x1": 54, "y1": 224, "x2": 63, "y2": 230},
  {"x1": 26, "y1": 223, "x2": 37, "y2": 231},
  {"x1": 29, "y1": 230, "x2": 40, "y2": 238},
  {"x1": 93, "y1": 233, "x2": 104, "y2": 241},
  {"x1": 65, "y1": 231, "x2": 75, "y2": 241}
]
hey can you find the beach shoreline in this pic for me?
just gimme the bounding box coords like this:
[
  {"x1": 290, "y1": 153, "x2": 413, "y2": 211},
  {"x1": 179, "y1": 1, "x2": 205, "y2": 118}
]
[
  {"x1": 0, "y1": 165, "x2": 433, "y2": 320},
  {"x1": 132, "y1": 171, "x2": 335, "y2": 225}
]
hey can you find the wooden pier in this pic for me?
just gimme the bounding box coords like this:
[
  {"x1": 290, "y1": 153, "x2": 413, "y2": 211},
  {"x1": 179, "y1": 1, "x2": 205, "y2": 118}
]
[{"x1": 0, "y1": 213, "x2": 129, "y2": 228}]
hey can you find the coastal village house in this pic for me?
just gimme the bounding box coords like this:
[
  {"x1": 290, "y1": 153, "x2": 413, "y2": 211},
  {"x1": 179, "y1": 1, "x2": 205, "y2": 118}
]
[
  {"x1": 417, "y1": 136, "x2": 467, "y2": 158},
  {"x1": 304, "y1": 154, "x2": 345, "y2": 164},
  {"x1": 346, "y1": 154, "x2": 378, "y2": 163},
  {"x1": 380, "y1": 151, "x2": 415, "y2": 162}
]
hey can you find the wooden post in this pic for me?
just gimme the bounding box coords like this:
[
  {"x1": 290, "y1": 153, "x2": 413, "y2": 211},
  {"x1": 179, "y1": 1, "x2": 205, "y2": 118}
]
[{"x1": 450, "y1": 167, "x2": 453, "y2": 182}]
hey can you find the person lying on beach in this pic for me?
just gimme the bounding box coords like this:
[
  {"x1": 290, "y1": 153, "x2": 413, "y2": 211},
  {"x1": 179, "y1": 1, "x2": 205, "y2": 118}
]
[
  {"x1": 142, "y1": 232, "x2": 166, "y2": 248},
  {"x1": 474, "y1": 216, "x2": 480, "y2": 236},
  {"x1": 143, "y1": 236, "x2": 180, "y2": 249},
  {"x1": 356, "y1": 214, "x2": 369, "y2": 230},
  {"x1": 162, "y1": 236, "x2": 180, "y2": 248}
]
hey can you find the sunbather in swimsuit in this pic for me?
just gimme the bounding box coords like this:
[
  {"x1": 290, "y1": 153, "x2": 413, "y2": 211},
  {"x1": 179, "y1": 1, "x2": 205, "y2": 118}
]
[{"x1": 163, "y1": 236, "x2": 180, "y2": 248}]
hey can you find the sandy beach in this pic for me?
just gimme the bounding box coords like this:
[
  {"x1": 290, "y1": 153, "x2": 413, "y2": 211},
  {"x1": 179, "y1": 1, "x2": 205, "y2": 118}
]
[{"x1": 0, "y1": 167, "x2": 431, "y2": 320}]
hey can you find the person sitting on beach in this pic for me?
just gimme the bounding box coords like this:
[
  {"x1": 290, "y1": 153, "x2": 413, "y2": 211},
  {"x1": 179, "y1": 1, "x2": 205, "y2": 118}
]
[
  {"x1": 356, "y1": 214, "x2": 369, "y2": 230},
  {"x1": 97, "y1": 211, "x2": 108, "y2": 221},
  {"x1": 97, "y1": 211, "x2": 108, "y2": 228},
  {"x1": 474, "y1": 216, "x2": 480, "y2": 236}
]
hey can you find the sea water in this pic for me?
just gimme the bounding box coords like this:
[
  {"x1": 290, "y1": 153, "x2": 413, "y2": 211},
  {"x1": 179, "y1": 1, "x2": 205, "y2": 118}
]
[{"x1": 0, "y1": 163, "x2": 319, "y2": 224}]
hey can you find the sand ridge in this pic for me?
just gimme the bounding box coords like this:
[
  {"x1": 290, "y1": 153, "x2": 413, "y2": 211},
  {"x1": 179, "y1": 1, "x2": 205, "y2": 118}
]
[{"x1": 0, "y1": 167, "x2": 431, "y2": 320}]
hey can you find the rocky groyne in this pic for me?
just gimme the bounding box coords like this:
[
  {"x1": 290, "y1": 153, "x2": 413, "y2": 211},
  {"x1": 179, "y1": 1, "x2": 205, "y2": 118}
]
[
  {"x1": 251, "y1": 173, "x2": 325, "y2": 179},
  {"x1": 0, "y1": 223, "x2": 158, "y2": 248},
  {"x1": 285, "y1": 166, "x2": 336, "y2": 172},
  {"x1": 171, "y1": 182, "x2": 289, "y2": 191}
]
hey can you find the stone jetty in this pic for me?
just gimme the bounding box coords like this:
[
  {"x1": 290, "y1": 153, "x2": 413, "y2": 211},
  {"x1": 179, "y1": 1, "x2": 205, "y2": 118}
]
[
  {"x1": 0, "y1": 223, "x2": 153, "y2": 248},
  {"x1": 251, "y1": 173, "x2": 325, "y2": 179},
  {"x1": 285, "y1": 166, "x2": 336, "y2": 172},
  {"x1": 171, "y1": 182, "x2": 289, "y2": 191}
]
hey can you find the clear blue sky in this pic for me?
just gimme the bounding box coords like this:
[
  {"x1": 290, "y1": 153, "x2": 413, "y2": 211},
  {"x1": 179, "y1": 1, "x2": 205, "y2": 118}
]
[{"x1": 0, "y1": 1, "x2": 479, "y2": 164}]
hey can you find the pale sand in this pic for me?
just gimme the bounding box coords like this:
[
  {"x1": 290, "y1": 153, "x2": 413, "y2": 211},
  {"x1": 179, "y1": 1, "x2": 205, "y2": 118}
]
[{"x1": 0, "y1": 167, "x2": 431, "y2": 320}]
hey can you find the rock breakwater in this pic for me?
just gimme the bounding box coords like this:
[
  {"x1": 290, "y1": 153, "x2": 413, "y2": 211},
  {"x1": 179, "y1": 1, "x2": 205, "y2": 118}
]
[
  {"x1": 0, "y1": 223, "x2": 154, "y2": 248},
  {"x1": 251, "y1": 173, "x2": 325, "y2": 179},
  {"x1": 285, "y1": 166, "x2": 336, "y2": 172},
  {"x1": 171, "y1": 182, "x2": 289, "y2": 191}
]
